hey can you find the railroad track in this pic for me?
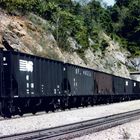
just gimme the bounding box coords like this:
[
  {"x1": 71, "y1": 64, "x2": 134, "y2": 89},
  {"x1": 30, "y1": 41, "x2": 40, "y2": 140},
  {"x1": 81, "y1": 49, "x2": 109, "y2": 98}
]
[{"x1": 1, "y1": 109, "x2": 140, "y2": 140}]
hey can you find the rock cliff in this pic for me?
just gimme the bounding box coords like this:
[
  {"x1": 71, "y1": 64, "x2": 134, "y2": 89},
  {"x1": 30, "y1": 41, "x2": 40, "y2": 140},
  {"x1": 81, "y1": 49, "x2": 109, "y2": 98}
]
[{"x1": 0, "y1": 10, "x2": 137, "y2": 78}]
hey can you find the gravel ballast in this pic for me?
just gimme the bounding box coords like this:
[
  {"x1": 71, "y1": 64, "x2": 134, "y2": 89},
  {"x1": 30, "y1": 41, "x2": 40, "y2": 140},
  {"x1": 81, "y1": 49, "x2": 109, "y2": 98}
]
[
  {"x1": 0, "y1": 100, "x2": 140, "y2": 136},
  {"x1": 72, "y1": 119, "x2": 140, "y2": 140}
]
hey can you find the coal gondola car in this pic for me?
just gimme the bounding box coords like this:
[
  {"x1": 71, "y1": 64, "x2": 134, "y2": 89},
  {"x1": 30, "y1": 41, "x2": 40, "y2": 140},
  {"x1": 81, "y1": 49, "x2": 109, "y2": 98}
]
[
  {"x1": 65, "y1": 64, "x2": 94, "y2": 108},
  {"x1": 0, "y1": 49, "x2": 140, "y2": 118},
  {"x1": 0, "y1": 50, "x2": 66, "y2": 117},
  {"x1": 113, "y1": 76, "x2": 140, "y2": 101},
  {"x1": 0, "y1": 50, "x2": 94, "y2": 117},
  {"x1": 94, "y1": 71, "x2": 113, "y2": 103},
  {"x1": 113, "y1": 76, "x2": 126, "y2": 101},
  {"x1": 132, "y1": 80, "x2": 140, "y2": 99}
]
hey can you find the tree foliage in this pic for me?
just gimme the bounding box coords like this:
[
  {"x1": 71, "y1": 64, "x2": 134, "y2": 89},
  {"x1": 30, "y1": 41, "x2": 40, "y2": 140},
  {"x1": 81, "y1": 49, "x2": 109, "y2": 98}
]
[
  {"x1": 0, "y1": 0, "x2": 140, "y2": 55},
  {"x1": 110, "y1": 0, "x2": 140, "y2": 55}
]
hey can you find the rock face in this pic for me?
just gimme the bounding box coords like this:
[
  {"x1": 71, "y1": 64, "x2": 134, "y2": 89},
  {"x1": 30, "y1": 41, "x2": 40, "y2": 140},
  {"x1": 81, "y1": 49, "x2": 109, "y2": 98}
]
[
  {"x1": 128, "y1": 58, "x2": 140, "y2": 71},
  {"x1": 84, "y1": 33, "x2": 130, "y2": 78},
  {"x1": 67, "y1": 37, "x2": 82, "y2": 51},
  {"x1": 0, "y1": 10, "x2": 135, "y2": 78},
  {"x1": 2, "y1": 31, "x2": 32, "y2": 53}
]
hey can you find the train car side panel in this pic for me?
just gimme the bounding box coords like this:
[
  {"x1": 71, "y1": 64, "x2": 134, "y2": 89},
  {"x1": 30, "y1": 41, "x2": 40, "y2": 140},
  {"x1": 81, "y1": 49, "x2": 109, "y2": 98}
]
[
  {"x1": 15, "y1": 53, "x2": 34, "y2": 97},
  {"x1": 0, "y1": 50, "x2": 2, "y2": 97},
  {"x1": 66, "y1": 64, "x2": 94, "y2": 96},
  {"x1": 133, "y1": 81, "x2": 140, "y2": 94},
  {"x1": 113, "y1": 76, "x2": 125, "y2": 95},
  {"x1": 125, "y1": 79, "x2": 133, "y2": 94},
  {"x1": 11, "y1": 52, "x2": 64, "y2": 97},
  {"x1": 94, "y1": 72, "x2": 113, "y2": 95},
  {"x1": 41, "y1": 60, "x2": 64, "y2": 96},
  {"x1": 2, "y1": 51, "x2": 12, "y2": 98}
]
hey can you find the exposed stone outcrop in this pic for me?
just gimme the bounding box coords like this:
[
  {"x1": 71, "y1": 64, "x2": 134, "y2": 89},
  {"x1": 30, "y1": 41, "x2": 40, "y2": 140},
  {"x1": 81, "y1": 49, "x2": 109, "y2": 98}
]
[
  {"x1": 67, "y1": 37, "x2": 82, "y2": 51},
  {"x1": 128, "y1": 58, "x2": 140, "y2": 71},
  {"x1": 2, "y1": 31, "x2": 32, "y2": 53},
  {"x1": 0, "y1": 10, "x2": 136, "y2": 78},
  {"x1": 63, "y1": 51, "x2": 86, "y2": 66},
  {"x1": 83, "y1": 33, "x2": 131, "y2": 78}
]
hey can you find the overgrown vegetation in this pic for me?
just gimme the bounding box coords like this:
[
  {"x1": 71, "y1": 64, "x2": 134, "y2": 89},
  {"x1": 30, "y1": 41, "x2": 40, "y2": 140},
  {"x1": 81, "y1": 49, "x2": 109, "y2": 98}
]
[{"x1": 1, "y1": 0, "x2": 140, "y2": 56}]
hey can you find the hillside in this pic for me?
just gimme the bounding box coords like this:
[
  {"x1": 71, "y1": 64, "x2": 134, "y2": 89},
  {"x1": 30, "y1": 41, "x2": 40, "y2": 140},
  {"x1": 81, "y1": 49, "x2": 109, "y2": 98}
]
[
  {"x1": 0, "y1": 9, "x2": 137, "y2": 78},
  {"x1": 1, "y1": 0, "x2": 140, "y2": 78}
]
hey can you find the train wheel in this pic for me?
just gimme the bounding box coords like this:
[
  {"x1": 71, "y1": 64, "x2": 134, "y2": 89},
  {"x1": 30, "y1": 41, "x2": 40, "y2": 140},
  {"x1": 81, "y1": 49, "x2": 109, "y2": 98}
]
[
  {"x1": 32, "y1": 112, "x2": 36, "y2": 115},
  {"x1": 45, "y1": 107, "x2": 49, "y2": 113},
  {"x1": 50, "y1": 104, "x2": 55, "y2": 112},
  {"x1": 0, "y1": 109, "x2": 5, "y2": 118},
  {"x1": 18, "y1": 107, "x2": 23, "y2": 116},
  {"x1": 61, "y1": 102, "x2": 66, "y2": 110},
  {"x1": 81, "y1": 97, "x2": 84, "y2": 107},
  {"x1": 19, "y1": 111, "x2": 23, "y2": 116},
  {"x1": 60, "y1": 97, "x2": 68, "y2": 110},
  {"x1": 30, "y1": 106, "x2": 37, "y2": 115},
  {"x1": 1, "y1": 108, "x2": 11, "y2": 118}
]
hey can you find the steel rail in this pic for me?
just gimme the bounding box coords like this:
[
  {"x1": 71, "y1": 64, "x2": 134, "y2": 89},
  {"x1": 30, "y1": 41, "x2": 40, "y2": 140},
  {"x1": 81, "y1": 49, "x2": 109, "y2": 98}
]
[{"x1": 1, "y1": 109, "x2": 140, "y2": 140}]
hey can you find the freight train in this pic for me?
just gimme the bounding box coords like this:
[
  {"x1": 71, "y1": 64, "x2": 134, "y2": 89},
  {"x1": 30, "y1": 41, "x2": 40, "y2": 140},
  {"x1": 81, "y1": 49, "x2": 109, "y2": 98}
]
[{"x1": 0, "y1": 49, "x2": 140, "y2": 118}]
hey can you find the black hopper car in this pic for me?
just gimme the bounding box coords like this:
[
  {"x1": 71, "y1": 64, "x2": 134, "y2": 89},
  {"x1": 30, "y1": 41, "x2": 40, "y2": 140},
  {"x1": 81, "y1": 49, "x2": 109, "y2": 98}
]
[{"x1": 0, "y1": 49, "x2": 140, "y2": 118}]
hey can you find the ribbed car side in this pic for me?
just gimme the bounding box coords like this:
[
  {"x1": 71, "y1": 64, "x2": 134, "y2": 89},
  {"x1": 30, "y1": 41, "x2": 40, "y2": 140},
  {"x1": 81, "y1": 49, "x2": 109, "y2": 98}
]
[{"x1": 0, "y1": 50, "x2": 140, "y2": 118}]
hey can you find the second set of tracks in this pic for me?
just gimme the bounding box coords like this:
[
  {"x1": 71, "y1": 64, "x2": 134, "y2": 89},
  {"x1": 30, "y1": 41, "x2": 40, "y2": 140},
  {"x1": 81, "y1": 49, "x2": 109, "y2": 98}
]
[{"x1": 1, "y1": 109, "x2": 140, "y2": 140}]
